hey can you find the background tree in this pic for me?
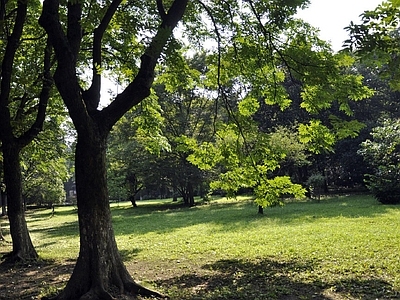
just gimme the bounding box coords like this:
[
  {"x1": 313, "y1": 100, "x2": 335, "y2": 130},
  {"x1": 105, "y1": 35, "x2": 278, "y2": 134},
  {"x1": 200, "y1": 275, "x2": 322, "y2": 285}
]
[
  {"x1": 108, "y1": 53, "x2": 216, "y2": 207},
  {"x1": 107, "y1": 95, "x2": 168, "y2": 203},
  {"x1": 344, "y1": 0, "x2": 400, "y2": 199},
  {"x1": 320, "y1": 62, "x2": 400, "y2": 190},
  {"x1": 268, "y1": 125, "x2": 310, "y2": 185},
  {"x1": 0, "y1": 0, "x2": 53, "y2": 262},
  {"x1": 21, "y1": 125, "x2": 70, "y2": 206},
  {"x1": 155, "y1": 52, "x2": 216, "y2": 205}
]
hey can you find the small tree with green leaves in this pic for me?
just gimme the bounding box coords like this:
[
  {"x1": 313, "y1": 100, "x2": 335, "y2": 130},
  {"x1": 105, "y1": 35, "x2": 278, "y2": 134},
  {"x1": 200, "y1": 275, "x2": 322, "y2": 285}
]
[
  {"x1": 359, "y1": 119, "x2": 400, "y2": 204},
  {"x1": 306, "y1": 173, "x2": 325, "y2": 202}
]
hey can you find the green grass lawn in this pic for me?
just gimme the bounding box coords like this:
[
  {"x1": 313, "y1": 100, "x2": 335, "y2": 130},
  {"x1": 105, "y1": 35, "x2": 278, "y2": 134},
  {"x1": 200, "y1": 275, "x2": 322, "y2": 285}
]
[{"x1": 1, "y1": 194, "x2": 400, "y2": 299}]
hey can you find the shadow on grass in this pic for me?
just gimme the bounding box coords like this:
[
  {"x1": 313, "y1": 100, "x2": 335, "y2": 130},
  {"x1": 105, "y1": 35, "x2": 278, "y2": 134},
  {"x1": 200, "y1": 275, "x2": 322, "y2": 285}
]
[
  {"x1": 26, "y1": 195, "x2": 400, "y2": 240},
  {"x1": 25, "y1": 206, "x2": 78, "y2": 220},
  {"x1": 154, "y1": 258, "x2": 399, "y2": 300},
  {"x1": 119, "y1": 248, "x2": 141, "y2": 260},
  {"x1": 28, "y1": 220, "x2": 79, "y2": 237},
  {"x1": 110, "y1": 195, "x2": 400, "y2": 236}
]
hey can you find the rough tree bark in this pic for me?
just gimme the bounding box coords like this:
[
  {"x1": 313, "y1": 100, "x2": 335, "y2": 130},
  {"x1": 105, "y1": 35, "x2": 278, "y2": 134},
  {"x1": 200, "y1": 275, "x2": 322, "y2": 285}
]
[
  {"x1": 40, "y1": 0, "x2": 188, "y2": 298},
  {"x1": 2, "y1": 144, "x2": 38, "y2": 262},
  {"x1": 53, "y1": 132, "x2": 164, "y2": 299}
]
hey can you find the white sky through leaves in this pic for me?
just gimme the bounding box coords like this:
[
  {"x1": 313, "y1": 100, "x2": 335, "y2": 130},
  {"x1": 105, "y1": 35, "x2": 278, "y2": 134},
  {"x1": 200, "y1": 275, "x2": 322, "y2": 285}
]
[{"x1": 296, "y1": 0, "x2": 384, "y2": 51}]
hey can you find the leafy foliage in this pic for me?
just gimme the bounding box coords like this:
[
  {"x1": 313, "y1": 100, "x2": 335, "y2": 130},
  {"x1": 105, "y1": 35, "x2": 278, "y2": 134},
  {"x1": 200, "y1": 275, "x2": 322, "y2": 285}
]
[
  {"x1": 187, "y1": 121, "x2": 306, "y2": 208},
  {"x1": 107, "y1": 97, "x2": 167, "y2": 201},
  {"x1": 359, "y1": 119, "x2": 400, "y2": 204},
  {"x1": 22, "y1": 131, "x2": 70, "y2": 205},
  {"x1": 345, "y1": 0, "x2": 400, "y2": 90}
]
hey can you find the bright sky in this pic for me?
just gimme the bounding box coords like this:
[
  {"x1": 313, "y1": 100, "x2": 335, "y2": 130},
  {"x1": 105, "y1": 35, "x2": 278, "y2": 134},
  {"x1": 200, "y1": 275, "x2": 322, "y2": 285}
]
[{"x1": 296, "y1": 0, "x2": 384, "y2": 51}]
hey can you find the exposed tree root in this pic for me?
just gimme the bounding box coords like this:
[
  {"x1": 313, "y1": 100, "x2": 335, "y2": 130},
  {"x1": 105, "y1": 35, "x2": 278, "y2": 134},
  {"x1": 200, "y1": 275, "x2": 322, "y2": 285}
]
[
  {"x1": 125, "y1": 280, "x2": 169, "y2": 299},
  {"x1": 78, "y1": 287, "x2": 116, "y2": 300},
  {"x1": 2, "y1": 251, "x2": 24, "y2": 263}
]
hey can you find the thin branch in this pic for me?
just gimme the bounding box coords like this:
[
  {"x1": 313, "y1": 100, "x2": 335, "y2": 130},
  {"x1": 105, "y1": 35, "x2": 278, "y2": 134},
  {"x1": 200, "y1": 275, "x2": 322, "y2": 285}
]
[
  {"x1": 19, "y1": 38, "x2": 53, "y2": 148},
  {"x1": 21, "y1": 32, "x2": 47, "y2": 42},
  {"x1": 197, "y1": 0, "x2": 221, "y2": 134}
]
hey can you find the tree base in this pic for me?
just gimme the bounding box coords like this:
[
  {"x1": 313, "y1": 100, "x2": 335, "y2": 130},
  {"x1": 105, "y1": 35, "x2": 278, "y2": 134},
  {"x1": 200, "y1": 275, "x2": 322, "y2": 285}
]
[
  {"x1": 1, "y1": 250, "x2": 38, "y2": 264},
  {"x1": 43, "y1": 278, "x2": 168, "y2": 300}
]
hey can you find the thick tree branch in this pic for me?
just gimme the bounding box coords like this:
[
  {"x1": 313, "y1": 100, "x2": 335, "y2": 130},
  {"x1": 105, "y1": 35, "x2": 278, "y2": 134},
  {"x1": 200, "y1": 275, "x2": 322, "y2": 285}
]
[
  {"x1": 0, "y1": 0, "x2": 27, "y2": 143},
  {"x1": 83, "y1": 0, "x2": 122, "y2": 114},
  {"x1": 100, "y1": 0, "x2": 189, "y2": 130},
  {"x1": 39, "y1": 0, "x2": 89, "y2": 133},
  {"x1": 67, "y1": 1, "x2": 82, "y2": 62}
]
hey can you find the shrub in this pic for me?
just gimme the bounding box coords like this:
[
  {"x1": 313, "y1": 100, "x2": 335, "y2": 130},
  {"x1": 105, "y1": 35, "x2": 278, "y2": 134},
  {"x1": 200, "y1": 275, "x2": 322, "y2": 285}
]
[{"x1": 359, "y1": 119, "x2": 400, "y2": 204}]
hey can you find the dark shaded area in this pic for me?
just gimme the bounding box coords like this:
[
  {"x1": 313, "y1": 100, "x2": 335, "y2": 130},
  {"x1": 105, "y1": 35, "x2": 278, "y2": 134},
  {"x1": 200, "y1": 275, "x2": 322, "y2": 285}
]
[
  {"x1": 0, "y1": 256, "x2": 397, "y2": 300},
  {"x1": 155, "y1": 258, "x2": 399, "y2": 299},
  {"x1": 0, "y1": 260, "x2": 74, "y2": 300}
]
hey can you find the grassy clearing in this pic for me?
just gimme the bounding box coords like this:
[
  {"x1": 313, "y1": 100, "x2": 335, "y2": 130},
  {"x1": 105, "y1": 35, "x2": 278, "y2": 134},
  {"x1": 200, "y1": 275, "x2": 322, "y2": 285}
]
[{"x1": 1, "y1": 195, "x2": 400, "y2": 299}]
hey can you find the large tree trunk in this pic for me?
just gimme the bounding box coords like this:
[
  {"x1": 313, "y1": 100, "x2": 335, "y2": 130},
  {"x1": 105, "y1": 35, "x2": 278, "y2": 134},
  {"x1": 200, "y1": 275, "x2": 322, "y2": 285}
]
[
  {"x1": 53, "y1": 132, "x2": 165, "y2": 300},
  {"x1": 2, "y1": 143, "x2": 38, "y2": 262}
]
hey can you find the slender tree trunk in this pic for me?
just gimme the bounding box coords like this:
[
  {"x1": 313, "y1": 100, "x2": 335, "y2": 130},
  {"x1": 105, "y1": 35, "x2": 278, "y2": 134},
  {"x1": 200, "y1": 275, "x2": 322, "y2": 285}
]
[
  {"x1": 2, "y1": 143, "x2": 38, "y2": 262},
  {"x1": 182, "y1": 186, "x2": 189, "y2": 205},
  {"x1": 53, "y1": 133, "x2": 165, "y2": 300},
  {"x1": 1, "y1": 191, "x2": 7, "y2": 216},
  {"x1": 129, "y1": 196, "x2": 138, "y2": 207},
  {"x1": 187, "y1": 182, "x2": 194, "y2": 207}
]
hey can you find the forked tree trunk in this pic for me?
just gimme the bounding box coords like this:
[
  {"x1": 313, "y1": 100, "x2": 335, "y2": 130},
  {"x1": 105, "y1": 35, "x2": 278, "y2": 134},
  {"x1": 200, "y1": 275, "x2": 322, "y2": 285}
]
[
  {"x1": 53, "y1": 133, "x2": 165, "y2": 300},
  {"x1": 2, "y1": 143, "x2": 38, "y2": 262},
  {"x1": 39, "y1": 0, "x2": 188, "y2": 297}
]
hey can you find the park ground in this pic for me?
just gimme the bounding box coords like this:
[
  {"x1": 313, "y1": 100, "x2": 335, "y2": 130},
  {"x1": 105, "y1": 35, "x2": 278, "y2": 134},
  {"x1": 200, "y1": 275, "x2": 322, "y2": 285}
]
[{"x1": 0, "y1": 195, "x2": 399, "y2": 299}]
